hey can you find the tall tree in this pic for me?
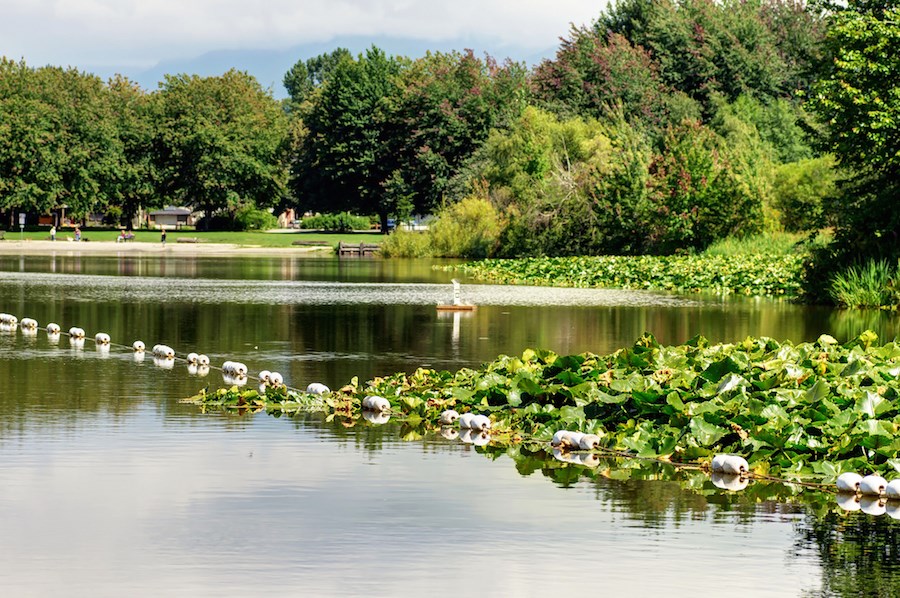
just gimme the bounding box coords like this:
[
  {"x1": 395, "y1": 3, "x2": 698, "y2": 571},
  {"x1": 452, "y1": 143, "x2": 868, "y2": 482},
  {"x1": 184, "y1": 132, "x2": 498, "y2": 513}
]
[
  {"x1": 106, "y1": 75, "x2": 157, "y2": 228},
  {"x1": 293, "y1": 47, "x2": 403, "y2": 231},
  {"x1": 154, "y1": 69, "x2": 290, "y2": 229},
  {"x1": 806, "y1": 2, "x2": 900, "y2": 258},
  {"x1": 391, "y1": 50, "x2": 528, "y2": 214},
  {"x1": 283, "y1": 48, "x2": 353, "y2": 109}
]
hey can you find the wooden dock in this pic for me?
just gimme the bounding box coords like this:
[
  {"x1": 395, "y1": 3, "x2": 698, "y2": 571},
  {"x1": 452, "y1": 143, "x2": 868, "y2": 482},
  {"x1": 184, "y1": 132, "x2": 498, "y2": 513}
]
[{"x1": 338, "y1": 241, "x2": 380, "y2": 257}]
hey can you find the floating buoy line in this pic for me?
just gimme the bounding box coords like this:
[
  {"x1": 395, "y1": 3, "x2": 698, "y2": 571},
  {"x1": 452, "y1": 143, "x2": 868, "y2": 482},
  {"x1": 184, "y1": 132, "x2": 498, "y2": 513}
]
[
  {"x1": 5, "y1": 310, "x2": 900, "y2": 517},
  {"x1": 0, "y1": 311, "x2": 328, "y2": 398}
]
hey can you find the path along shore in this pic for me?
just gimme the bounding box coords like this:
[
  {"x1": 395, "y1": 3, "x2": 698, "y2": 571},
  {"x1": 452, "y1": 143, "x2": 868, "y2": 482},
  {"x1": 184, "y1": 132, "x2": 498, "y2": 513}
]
[{"x1": 0, "y1": 239, "x2": 331, "y2": 257}]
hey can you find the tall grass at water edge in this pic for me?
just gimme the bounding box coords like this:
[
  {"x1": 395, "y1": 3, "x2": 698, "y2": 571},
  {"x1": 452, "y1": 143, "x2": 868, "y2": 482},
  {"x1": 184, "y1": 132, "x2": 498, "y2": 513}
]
[
  {"x1": 828, "y1": 259, "x2": 900, "y2": 309},
  {"x1": 702, "y1": 231, "x2": 826, "y2": 257}
]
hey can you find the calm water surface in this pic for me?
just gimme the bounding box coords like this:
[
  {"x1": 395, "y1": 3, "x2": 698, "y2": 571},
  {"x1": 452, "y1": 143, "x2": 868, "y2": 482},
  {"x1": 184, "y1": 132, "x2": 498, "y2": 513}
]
[{"x1": 1, "y1": 254, "x2": 899, "y2": 597}]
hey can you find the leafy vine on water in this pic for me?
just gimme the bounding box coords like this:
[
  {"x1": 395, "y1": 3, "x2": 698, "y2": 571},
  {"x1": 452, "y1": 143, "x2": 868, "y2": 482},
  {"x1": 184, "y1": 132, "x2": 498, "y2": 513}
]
[{"x1": 187, "y1": 331, "x2": 900, "y2": 487}]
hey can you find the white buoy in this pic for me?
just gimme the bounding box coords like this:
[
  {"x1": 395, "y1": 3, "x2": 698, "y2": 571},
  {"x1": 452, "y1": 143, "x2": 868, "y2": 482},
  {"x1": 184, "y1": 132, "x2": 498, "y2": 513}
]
[
  {"x1": 711, "y1": 472, "x2": 750, "y2": 491},
  {"x1": 860, "y1": 496, "x2": 887, "y2": 516},
  {"x1": 306, "y1": 383, "x2": 330, "y2": 395},
  {"x1": 132, "y1": 341, "x2": 145, "y2": 352},
  {"x1": 362, "y1": 396, "x2": 390, "y2": 413},
  {"x1": 269, "y1": 372, "x2": 283, "y2": 387},
  {"x1": 439, "y1": 410, "x2": 459, "y2": 425},
  {"x1": 836, "y1": 472, "x2": 863, "y2": 493},
  {"x1": 186, "y1": 352, "x2": 199, "y2": 365},
  {"x1": 198, "y1": 354, "x2": 210, "y2": 366},
  {"x1": 722, "y1": 455, "x2": 749, "y2": 475},
  {"x1": 21, "y1": 326, "x2": 37, "y2": 337},
  {"x1": 860, "y1": 475, "x2": 888, "y2": 496},
  {"x1": 46, "y1": 323, "x2": 61, "y2": 334},
  {"x1": 20, "y1": 318, "x2": 38, "y2": 329},
  {"x1": 564, "y1": 432, "x2": 585, "y2": 449},
  {"x1": 711, "y1": 454, "x2": 730, "y2": 473},
  {"x1": 69, "y1": 327, "x2": 85, "y2": 338},
  {"x1": 885, "y1": 479, "x2": 900, "y2": 499},
  {"x1": 887, "y1": 502, "x2": 900, "y2": 520},
  {"x1": 458, "y1": 413, "x2": 476, "y2": 429},
  {"x1": 0, "y1": 313, "x2": 17, "y2": 325},
  {"x1": 94, "y1": 333, "x2": 111, "y2": 345},
  {"x1": 258, "y1": 370, "x2": 271, "y2": 384},
  {"x1": 153, "y1": 344, "x2": 174, "y2": 359},
  {"x1": 470, "y1": 414, "x2": 491, "y2": 431},
  {"x1": 578, "y1": 434, "x2": 601, "y2": 450},
  {"x1": 551, "y1": 430, "x2": 570, "y2": 447}
]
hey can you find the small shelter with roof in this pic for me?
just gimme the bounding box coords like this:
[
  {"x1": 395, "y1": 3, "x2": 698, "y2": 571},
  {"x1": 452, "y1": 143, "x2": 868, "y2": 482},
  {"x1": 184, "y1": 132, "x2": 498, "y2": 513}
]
[{"x1": 148, "y1": 207, "x2": 193, "y2": 230}]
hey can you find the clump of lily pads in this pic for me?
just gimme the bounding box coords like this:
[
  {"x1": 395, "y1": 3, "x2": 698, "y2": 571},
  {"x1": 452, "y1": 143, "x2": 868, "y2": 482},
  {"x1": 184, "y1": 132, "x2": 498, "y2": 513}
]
[
  {"x1": 186, "y1": 330, "x2": 900, "y2": 483},
  {"x1": 444, "y1": 254, "x2": 804, "y2": 297}
]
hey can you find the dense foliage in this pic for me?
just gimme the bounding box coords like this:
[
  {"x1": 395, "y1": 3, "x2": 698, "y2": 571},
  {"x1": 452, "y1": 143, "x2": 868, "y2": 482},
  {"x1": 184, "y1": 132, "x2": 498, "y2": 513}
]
[
  {"x1": 449, "y1": 253, "x2": 805, "y2": 297},
  {"x1": 189, "y1": 331, "x2": 900, "y2": 482},
  {"x1": 1, "y1": 0, "x2": 897, "y2": 301}
]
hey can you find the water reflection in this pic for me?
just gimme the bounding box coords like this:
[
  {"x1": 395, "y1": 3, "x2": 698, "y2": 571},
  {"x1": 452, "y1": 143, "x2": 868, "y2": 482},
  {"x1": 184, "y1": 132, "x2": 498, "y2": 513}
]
[{"x1": 1, "y1": 255, "x2": 898, "y2": 594}]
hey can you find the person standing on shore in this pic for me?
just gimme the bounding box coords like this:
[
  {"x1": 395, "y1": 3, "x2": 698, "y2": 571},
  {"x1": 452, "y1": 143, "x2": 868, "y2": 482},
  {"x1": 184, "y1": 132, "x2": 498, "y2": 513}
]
[
  {"x1": 161, "y1": 227, "x2": 166, "y2": 246},
  {"x1": 50, "y1": 225, "x2": 56, "y2": 241},
  {"x1": 74, "y1": 227, "x2": 81, "y2": 242}
]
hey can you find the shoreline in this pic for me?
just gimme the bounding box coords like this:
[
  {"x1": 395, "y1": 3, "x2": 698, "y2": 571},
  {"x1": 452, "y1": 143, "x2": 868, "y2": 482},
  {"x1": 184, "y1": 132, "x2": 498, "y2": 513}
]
[{"x1": 0, "y1": 239, "x2": 334, "y2": 257}]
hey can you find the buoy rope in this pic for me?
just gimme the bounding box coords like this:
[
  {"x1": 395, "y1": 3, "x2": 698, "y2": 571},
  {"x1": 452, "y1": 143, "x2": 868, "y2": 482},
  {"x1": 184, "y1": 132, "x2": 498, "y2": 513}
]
[
  {"x1": 6, "y1": 320, "x2": 308, "y2": 395},
  {"x1": 0, "y1": 314, "x2": 848, "y2": 494}
]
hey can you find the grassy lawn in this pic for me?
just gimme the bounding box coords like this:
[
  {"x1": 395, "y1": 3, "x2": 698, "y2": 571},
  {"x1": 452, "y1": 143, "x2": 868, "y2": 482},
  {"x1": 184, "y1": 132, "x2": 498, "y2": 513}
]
[{"x1": 3, "y1": 228, "x2": 385, "y2": 247}]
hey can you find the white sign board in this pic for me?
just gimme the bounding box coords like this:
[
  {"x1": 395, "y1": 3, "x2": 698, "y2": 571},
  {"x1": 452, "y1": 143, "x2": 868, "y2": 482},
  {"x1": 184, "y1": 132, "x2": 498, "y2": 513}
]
[{"x1": 18, "y1": 213, "x2": 25, "y2": 226}]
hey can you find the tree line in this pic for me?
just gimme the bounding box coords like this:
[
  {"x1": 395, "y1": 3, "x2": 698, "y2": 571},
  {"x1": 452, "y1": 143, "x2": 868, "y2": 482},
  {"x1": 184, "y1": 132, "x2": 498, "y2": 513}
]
[{"x1": 0, "y1": 0, "x2": 896, "y2": 269}]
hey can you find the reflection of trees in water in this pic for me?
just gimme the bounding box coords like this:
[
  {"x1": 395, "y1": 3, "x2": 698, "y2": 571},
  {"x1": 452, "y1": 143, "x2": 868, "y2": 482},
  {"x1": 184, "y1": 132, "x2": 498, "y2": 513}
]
[
  {"x1": 797, "y1": 511, "x2": 900, "y2": 598},
  {"x1": 827, "y1": 309, "x2": 900, "y2": 343}
]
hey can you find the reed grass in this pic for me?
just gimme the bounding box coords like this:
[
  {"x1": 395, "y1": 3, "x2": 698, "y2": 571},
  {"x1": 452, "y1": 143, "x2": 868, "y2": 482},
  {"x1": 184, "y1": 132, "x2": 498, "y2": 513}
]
[{"x1": 828, "y1": 259, "x2": 899, "y2": 309}]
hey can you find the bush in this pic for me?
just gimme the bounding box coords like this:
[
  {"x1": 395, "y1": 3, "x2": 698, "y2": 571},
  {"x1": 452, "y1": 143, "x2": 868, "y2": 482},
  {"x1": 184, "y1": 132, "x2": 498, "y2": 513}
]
[
  {"x1": 233, "y1": 205, "x2": 277, "y2": 231},
  {"x1": 379, "y1": 229, "x2": 433, "y2": 258},
  {"x1": 429, "y1": 197, "x2": 502, "y2": 258},
  {"x1": 773, "y1": 156, "x2": 838, "y2": 232},
  {"x1": 300, "y1": 212, "x2": 370, "y2": 232}
]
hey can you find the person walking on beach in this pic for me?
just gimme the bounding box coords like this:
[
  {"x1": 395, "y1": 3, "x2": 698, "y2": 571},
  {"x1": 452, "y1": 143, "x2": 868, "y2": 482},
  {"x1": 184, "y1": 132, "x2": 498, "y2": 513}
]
[{"x1": 161, "y1": 227, "x2": 166, "y2": 246}]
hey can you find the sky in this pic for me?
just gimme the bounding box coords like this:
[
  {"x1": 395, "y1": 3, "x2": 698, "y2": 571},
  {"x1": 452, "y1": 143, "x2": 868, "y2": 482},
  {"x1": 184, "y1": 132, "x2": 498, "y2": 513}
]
[{"x1": 1, "y1": 0, "x2": 605, "y2": 91}]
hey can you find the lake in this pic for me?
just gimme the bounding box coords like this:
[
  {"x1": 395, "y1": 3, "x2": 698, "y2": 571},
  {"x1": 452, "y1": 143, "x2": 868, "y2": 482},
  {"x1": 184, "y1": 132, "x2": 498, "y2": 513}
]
[{"x1": 1, "y1": 253, "x2": 899, "y2": 596}]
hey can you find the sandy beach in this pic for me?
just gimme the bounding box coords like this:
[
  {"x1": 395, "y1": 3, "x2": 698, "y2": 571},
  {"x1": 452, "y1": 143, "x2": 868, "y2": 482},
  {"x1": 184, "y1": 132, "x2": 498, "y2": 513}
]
[{"x1": 0, "y1": 239, "x2": 332, "y2": 257}]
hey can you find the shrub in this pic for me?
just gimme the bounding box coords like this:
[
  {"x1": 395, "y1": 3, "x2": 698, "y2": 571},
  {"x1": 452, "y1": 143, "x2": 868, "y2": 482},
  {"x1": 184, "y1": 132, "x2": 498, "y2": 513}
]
[
  {"x1": 773, "y1": 156, "x2": 838, "y2": 232},
  {"x1": 233, "y1": 205, "x2": 277, "y2": 231},
  {"x1": 379, "y1": 229, "x2": 432, "y2": 258},
  {"x1": 300, "y1": 212, "x2": 370, "y2": 232},
  {"x1": 429, "y1": 197, "x2": 502, "y2": 258}
]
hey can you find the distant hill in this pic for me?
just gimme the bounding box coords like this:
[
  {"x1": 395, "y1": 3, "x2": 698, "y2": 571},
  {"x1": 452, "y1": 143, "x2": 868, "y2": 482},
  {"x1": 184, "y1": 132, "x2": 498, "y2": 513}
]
[{"x1": 88, "y1": 35, "x2": 555, "y2": 98}]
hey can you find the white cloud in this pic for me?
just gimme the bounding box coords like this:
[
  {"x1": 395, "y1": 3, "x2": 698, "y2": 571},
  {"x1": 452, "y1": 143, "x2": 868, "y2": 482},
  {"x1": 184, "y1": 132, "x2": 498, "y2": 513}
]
[{"x1": 0, "y1": 0, "x2": 604, "y2": 68}]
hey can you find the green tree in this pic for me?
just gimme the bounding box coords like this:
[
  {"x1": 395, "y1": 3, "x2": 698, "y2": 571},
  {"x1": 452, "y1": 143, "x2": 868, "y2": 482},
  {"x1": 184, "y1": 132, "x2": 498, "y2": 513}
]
[
  {"x1": 292, "y1": 47, "x2": 403, "y2": 232},
  {"x1": 806, "y1": 3, "x2": 900, "y2": 254},
  {"x1": 283, "y1": 47, "x2": 352, "y2": 109},
  {"x1": 106, "y1": 75, "x2": 157, "y2": 228},
  {"x1": 391, "y1": 50, "x2": 528, "y2": 214},
  {"x1": 154, "y1": 69, "x2": 290, "y2": 230}
]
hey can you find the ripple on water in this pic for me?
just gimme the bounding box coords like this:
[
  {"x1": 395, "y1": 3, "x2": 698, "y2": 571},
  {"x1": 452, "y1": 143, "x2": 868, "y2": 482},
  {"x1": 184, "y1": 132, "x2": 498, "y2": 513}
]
[{"x1": 0, "y1": 270, "x2": 699, "y2": 307}]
